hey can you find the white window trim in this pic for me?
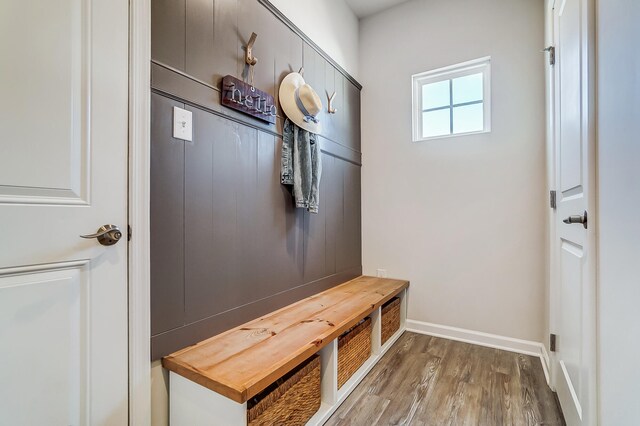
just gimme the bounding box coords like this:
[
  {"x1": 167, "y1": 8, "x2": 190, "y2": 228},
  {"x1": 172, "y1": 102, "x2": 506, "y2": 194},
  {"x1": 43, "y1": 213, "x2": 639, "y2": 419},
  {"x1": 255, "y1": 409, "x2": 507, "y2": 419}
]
[{"x1": 412, "y1": 56, "x2": 492, "y2": 142}]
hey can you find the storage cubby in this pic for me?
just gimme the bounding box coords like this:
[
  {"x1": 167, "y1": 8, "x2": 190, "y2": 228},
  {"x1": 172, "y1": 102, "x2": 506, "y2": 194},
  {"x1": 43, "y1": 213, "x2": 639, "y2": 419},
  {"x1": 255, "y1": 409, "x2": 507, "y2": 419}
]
[
  {"x1": 337, "y1": 317, "x2": 372, "y2": 388},
  {"x1": 381, "y1": 297, "x2": 401, "y2": 345},
  {"x1": 247, "y1": 354, "x2": 321, "y2": 426}
]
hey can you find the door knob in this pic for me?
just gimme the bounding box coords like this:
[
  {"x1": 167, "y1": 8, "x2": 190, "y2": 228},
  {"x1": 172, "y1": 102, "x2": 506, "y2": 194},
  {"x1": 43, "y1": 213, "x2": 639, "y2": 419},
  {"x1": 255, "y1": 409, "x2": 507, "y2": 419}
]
[
  {"x1": 80, "y1": 224, "x2": 123, "y2": 246},
  {"x1": 562, "y1": 211, "x2": 588, "y2": 229}
]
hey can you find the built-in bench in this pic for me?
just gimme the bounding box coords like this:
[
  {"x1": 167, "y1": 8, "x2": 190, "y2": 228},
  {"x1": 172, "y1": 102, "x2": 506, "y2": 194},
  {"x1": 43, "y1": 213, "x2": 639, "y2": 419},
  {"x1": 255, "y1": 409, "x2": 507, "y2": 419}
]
[{"x1": 163, "y1": 275, "x2": 409, "y2": 425}]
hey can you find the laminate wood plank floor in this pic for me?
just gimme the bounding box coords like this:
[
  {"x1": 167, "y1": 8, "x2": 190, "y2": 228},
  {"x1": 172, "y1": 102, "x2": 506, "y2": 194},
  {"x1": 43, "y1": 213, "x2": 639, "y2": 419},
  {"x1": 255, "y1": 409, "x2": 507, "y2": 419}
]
[{"x1": 325, "y1": 332, "x2": 565, "y2": 426}]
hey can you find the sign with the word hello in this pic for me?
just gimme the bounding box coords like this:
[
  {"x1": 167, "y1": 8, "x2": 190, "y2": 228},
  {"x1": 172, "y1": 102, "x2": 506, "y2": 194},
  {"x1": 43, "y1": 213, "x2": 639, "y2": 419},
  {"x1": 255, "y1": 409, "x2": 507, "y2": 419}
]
[{"x1": 221, "y1": 75, "x2": 276, "y2": 124}]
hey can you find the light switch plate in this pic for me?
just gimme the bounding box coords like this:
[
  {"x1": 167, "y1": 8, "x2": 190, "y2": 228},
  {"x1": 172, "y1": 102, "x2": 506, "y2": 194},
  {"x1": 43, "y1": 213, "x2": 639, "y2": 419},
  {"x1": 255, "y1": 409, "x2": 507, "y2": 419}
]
[{"x1": 173, "y1": 106, "x2": 193, "y2": 141}]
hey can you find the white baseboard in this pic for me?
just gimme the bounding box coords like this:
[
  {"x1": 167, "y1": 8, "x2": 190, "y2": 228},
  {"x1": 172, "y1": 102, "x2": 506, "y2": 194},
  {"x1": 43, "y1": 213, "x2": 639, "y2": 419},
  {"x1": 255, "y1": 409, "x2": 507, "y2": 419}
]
[
  {"x1": 406, "y1": 319, "x2": 551, "y2": 385},
  {"x1": 540, "y1": 344, "x2": 551, "y2": 385}
]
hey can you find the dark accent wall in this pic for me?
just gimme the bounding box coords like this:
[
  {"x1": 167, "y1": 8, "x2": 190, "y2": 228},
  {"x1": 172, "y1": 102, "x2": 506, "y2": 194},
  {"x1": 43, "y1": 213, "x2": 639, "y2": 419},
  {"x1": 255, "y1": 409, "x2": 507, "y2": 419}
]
[{"x1": 151, "y1": 0, "x2": 362, "y2": 359}]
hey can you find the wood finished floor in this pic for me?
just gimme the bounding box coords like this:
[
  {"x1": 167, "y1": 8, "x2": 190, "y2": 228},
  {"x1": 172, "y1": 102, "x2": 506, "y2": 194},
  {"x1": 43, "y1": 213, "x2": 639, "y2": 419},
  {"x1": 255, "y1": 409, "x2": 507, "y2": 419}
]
[{"x1": 325, "y1": 332, "x2": 565, "y2": 426}]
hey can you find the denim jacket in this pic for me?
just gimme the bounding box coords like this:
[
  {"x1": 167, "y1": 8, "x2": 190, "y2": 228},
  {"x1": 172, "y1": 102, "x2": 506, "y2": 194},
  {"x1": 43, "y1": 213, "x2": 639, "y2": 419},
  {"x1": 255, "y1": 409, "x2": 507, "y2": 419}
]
[{"x1": 281, "y1": 119, "x2": 322, "y2": 214}]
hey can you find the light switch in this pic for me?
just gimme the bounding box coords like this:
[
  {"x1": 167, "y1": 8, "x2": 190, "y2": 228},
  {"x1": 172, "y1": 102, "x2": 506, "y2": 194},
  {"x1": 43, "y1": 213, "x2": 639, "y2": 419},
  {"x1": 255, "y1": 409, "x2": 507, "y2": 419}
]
[{"x1": 173, "y1": 106, "x2": 193, "y2": 141}]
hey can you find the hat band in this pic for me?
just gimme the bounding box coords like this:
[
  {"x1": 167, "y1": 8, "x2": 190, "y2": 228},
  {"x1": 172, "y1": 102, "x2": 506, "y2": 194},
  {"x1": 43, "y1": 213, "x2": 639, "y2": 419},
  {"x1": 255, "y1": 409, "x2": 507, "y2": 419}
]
[{"x1": 294, "y1": 88, "x2": 319, "y2": 124}]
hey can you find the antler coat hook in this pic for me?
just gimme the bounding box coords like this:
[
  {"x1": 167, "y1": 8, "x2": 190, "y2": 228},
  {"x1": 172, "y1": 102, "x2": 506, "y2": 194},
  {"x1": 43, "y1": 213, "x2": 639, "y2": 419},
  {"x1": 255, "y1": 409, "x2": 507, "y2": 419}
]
[
  {"x1": 245, "y1": 32, "x2": 258, "y2": 66},
  {"x1": 327, "y1": 91, "x2": 337, "y2": 114}
]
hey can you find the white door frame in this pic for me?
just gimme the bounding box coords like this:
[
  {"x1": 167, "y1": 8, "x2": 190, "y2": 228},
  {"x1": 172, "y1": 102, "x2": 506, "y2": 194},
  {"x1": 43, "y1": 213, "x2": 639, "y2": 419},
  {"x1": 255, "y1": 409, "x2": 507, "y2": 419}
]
[
  {"x1": 544, "y1": 0, "x2": 557, "y2": 389},
  {"x1": 129, "y1": 0, "x2": 152, "y2": 424},
  {"x1": 545, "y1": 0, "x2": 598, "y2": 423}
]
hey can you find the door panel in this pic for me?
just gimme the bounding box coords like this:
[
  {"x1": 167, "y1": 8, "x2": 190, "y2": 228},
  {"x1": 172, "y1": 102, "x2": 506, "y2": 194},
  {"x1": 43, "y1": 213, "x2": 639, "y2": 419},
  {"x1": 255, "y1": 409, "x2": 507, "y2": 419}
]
[
  {"x1": 0, "y1": 0, "x2": 129, "y2": 424},
  {"x1": 0, "y1": 265, "x2": 88, "y2": 425},
  {"x1": 559, "y1": 240, "x2": 582, "y2": 392},
  {"x1": 0, "y1": 0, "x2": 89, "y2": 204},
  {"x1": 558, "y1": 0, "x2": 583, "y2": 194}
]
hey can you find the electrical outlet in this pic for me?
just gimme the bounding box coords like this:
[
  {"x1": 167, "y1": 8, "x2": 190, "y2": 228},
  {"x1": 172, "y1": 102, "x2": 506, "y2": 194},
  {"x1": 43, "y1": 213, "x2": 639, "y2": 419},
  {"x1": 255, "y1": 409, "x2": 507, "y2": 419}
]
[
  {"x1": 376, "y1": 269, "x2": 388, "y2": 278},
  {"x1": 173, "y1": 106, "x2": 193, "y2": 141}
]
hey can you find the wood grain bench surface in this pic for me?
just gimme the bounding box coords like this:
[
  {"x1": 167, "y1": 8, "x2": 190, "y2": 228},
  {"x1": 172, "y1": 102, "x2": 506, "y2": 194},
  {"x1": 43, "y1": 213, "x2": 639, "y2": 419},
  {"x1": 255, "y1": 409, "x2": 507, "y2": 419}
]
[{"x1": 162, "y1": 276, "x2": 409, "y2": 403}]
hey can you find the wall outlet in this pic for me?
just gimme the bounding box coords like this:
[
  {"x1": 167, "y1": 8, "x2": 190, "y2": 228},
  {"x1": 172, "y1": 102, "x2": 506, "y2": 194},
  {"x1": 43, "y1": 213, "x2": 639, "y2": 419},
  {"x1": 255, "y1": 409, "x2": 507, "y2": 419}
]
[
  {"x1": 173, "y1": 106, "x2": 193, "y2": 141},
  {"x1": 376, "y1": 269, "x2": 388, "y2": 278}
]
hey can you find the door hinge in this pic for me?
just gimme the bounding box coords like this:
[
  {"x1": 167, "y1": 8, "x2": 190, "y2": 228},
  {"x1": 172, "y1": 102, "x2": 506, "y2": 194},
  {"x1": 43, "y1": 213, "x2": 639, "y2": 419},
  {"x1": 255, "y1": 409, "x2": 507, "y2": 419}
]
[
  {"x1": 550, "y1": 333, "x2": 557, "y2": 352},
  {"x1": 550, "y1": 190, "x2": 557, "y2": 209},
  {"x1": 127, "y1": 225, "x2": 132, "y2": 242},
  {"x1": 543, "y1": 46, "x2": 555, "y2": 66}
]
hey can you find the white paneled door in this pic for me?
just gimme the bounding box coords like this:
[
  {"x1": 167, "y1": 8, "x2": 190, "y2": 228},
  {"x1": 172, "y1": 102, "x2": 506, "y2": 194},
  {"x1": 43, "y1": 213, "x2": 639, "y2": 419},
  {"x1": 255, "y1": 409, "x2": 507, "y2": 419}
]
[
  {"x1": 0, "y1": 0, "x2": 129, "y2": 424},
  {"x1": 551, "y1": 0, "x2": 596, "y2": 424}
]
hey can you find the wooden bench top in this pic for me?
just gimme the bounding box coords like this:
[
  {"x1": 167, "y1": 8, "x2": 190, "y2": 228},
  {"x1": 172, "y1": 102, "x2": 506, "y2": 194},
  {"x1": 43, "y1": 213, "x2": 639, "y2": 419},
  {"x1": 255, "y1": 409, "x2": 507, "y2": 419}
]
[{"x1": 162, "y1": 275, "x2": 409, "y2": 403}]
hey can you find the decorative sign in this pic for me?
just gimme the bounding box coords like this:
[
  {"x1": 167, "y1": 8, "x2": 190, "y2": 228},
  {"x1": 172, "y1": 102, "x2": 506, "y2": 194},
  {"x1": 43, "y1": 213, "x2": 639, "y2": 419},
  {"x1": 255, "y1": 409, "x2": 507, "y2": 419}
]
[{"x1": 221, "y1": 75, "x2": 276, "y2": 124}]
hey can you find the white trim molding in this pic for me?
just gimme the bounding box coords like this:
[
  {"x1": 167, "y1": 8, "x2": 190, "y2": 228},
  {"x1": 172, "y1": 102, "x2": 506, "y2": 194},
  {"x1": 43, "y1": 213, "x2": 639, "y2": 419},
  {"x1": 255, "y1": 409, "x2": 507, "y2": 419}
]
[
  {"x1": 411, "y1": 56, "x2": 492, "y2": 142},
  {"x1": 128, "y1": 0, "x2": 152, "y2": 424},
  {"x1": 406, "y1": 319, "x2": 550, "y2": 385}
]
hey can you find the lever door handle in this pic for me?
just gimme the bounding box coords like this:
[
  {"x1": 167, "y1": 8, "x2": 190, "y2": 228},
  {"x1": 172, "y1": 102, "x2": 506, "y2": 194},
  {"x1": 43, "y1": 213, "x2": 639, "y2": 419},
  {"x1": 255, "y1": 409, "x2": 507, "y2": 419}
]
[
  {"x1": 562, "y1": 211, "x2": 588, "y2": 229},
  {"x1": 81, "y1": 224, "x2": 123, "y2": 246}
]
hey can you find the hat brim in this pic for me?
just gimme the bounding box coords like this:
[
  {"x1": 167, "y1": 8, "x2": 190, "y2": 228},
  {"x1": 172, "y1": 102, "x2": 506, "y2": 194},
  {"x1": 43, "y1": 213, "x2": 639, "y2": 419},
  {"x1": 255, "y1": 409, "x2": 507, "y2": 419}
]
[{"x1": 279, "y1": 73, "x2": 322, "y2": 134}]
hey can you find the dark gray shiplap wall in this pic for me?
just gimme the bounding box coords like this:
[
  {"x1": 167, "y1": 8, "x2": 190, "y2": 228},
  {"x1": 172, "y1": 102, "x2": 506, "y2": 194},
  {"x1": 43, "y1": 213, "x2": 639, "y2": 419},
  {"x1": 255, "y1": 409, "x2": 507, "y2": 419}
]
[{"x1": 151, "y1": 0, "x2": 362, "y2": 359}]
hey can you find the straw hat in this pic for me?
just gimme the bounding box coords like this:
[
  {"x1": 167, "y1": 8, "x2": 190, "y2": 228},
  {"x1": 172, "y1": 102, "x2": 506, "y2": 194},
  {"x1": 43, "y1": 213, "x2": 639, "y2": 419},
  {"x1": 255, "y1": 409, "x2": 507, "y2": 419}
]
[{"x1": 279, "y1": 72, "x2": 322, "y2": 134}]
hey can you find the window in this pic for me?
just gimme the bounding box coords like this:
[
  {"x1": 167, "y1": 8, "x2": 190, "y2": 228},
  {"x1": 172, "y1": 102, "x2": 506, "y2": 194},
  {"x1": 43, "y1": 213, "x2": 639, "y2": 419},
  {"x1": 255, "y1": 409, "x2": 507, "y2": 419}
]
[{"x1": 412, "y1": 57, "x2": 491, "y2": 141}]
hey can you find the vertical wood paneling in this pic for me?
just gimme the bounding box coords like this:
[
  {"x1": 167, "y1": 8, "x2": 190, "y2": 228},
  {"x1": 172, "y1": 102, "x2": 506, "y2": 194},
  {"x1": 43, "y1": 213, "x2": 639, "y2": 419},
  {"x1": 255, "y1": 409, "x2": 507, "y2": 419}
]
[
  {"x1": 183, "y1": 106, "x2": 309, "y2": 322},
  {"x1": 185, "y1": 0, "x2": 214, "y2": 82},
  {"x1": 253, "y1": 132, "x2": 281, "y2": 298},
  {"x1": 234, "y1": 122, "x2": 261, "y2": 305},
  {"x1": 185, "y1": 109, "x2": 246, "y2": 322},
  {"x1": 185, "y1": 0, "x2": 239, "y2": 87},
  {"x1": 151, "y1": 0, "x2": 186, "y2": 70},
  {"x1": 324, "y1": 62, "x2": 337, "y2": 142},
  {"x1": 323, "y1": 153, "x2": 338, "y2": 275},
  {"x1": 150, "y1": 0, "x2": 362, "y2": 357},
  {"x1": 313, "y1": 49, "x2": 328, "y2": 137},
  {"x1": 333, "y1": 72, "x2": 347, "y2": 146},
  {"x1": 303, "y1": 44, "x2": 333, "y2": 143},
  {"x1": 336, "y1": 161, "x2": 362, "y2": 272},
  {"x1": 303, "y1": 197, "x2": 327, "y2": 284},
  {"x1": 302, "y1": 42, "x2": 317, "y2": 87},
  {"x1": 254, "y1": 135, "x2": 305, "y2": 295},
  {"x1": 346, "y1": 82, "x2": 361, "y2": 152},
  {"x1": 183, "y1": 106, "x2": 223, "y2": 323},
  {"x1": 212, "y1": 0, "x2": 239, "y2": 86},
  {"x1": 150, "y1": 94, "x2": 185, "y2": 334},
  {"x1": 237, "y1": 2, "x2": 277, "y2": 100},
  {"x1": 274, "y1": 27, "x2": 303, "y2": 132}
]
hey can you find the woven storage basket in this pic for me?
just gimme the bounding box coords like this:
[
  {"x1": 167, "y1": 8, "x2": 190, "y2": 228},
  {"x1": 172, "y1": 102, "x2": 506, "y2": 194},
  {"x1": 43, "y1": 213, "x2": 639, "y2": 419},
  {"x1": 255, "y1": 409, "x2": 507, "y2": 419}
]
[
  {"x1": 337, "y1": 317, "x2": 372, "y2": 389},
  {"x1": 381, "y1": 297, "x2": 401, "y2": 345},
  {"x1": 247, "y1": 354, "x2": 321, "y2": 426}
]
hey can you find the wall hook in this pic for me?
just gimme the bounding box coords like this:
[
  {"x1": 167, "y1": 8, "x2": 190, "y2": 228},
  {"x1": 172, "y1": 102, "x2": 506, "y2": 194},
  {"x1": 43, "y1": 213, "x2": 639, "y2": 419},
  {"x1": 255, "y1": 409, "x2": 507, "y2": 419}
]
[
  {"x1": 245, "y1": 32, "x2": 258, "y2": 66},
  {"x1": 327, "y1": 91, "x2": 337, "y2": 114}
]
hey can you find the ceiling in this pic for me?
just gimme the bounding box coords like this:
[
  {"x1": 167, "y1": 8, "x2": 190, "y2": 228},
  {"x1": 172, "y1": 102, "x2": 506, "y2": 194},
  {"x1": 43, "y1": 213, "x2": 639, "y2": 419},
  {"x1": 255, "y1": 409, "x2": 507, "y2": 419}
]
[{"x1": 345, "y1": 0, "x2": 412, "y2": 18}]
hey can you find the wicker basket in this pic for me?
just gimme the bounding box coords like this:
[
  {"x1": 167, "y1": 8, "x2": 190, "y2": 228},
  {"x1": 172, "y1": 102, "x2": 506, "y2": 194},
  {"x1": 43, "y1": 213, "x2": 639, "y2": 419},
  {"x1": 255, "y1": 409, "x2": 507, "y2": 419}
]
[
  {"x1": 247, "y1": 354, "x2": 321, "y2": 426},
  {"x1": 381, "y1": 297, "x2": 401, "y2": 345},
  {"x1": 337, "y1": 317, "x2": 372, "y2": 389}
]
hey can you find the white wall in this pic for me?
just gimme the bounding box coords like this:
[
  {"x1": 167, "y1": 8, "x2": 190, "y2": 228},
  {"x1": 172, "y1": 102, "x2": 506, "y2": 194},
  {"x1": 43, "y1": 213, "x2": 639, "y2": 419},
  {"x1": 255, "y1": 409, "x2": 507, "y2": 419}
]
[
  {"x1": 360, "y1": 0, "x2": 547, "y2": 342},
  {"x1": 269, "y1": 0, "x2": 359, "y2": 79},
  {"x1": 596, "y1": 0, "x2": 640, "y2": 423}
]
